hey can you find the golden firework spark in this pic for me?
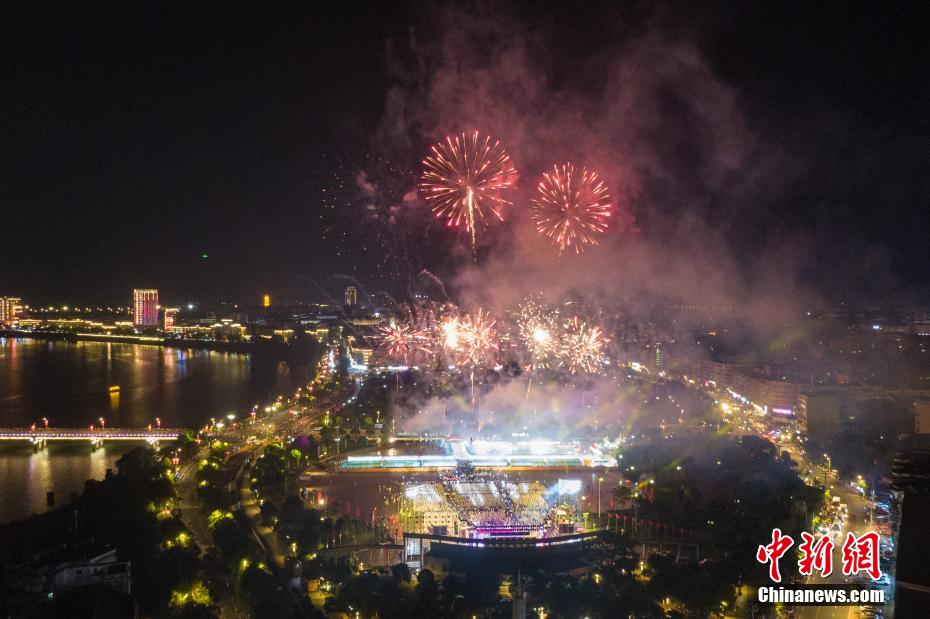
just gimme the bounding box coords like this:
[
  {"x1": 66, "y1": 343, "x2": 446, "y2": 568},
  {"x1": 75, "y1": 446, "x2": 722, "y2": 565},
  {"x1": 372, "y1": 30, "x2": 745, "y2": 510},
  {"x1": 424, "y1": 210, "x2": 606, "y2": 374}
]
[
  {"x1": 517, "y1": 298, "x2": 560, "y2": 370},
  {"x1": 420, "y1": 131, "x2": 517, "y2": 256},
  {"x1": 459, "y1": 308, "x2": 498, "y2": 367},
  {"x1": 560, "y1": 316, "x2": 608, "y2": 374}
]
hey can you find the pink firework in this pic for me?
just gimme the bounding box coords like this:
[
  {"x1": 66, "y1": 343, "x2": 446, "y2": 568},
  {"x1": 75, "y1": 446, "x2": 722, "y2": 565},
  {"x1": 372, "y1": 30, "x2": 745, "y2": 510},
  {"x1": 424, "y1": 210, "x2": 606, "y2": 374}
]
[
  {"x1": 459, "y1": 308, "x2": 499, "y2": 367},
  {"x1": 560, "y1": 316, "x2": 608, "y2": 373},
  {"x1": 419, "y1": 131, "x2": 517, "y2": 255},
  {"x1": 378, "y1": 320, "x2": 431, "y2": 363},
  {"x1": 532, "y1": 163, "x2": 610, "y2": 254}
]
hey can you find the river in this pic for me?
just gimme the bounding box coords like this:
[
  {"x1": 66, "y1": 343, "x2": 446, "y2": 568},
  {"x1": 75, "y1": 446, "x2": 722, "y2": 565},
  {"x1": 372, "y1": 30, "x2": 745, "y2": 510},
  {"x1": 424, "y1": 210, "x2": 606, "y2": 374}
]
[{"x1": 0, "y1": 337, "x2": 303, "y2": 523}]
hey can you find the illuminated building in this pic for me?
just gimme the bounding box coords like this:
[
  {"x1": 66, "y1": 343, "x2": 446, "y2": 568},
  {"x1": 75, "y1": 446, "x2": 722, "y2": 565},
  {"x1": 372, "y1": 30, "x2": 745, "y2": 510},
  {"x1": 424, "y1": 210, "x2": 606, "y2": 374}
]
[
  {"x1": 305, "y1": 326, "x2": 330, "y2": 342},
  {"x1": 271, "y1": 328, "x2": 294, "y2": 342},
  {"x1": 262, "y1": 294, "x2": 271, "y2": 308},
  {"x1": 163, "y1": 307, "x2": 179, "y2": 330},
  {"x1": 215, "y1": 319, "x2": 246, "y2": 341},
  {"x1": 132, "y1": 289, "x2": 159, "y2": 326},
  {"x1": 893, "y1": 450, "x2": 930, "y2": 616},
  {"x1": 352, "y1": 347, "x2": 373, "y2": 366},
  {"x1": 345, "y1": 335, "x2": 373, "y2": 366},
  {"x1": 796, "y1": 391, "x2": 841, "y2": 438},
  {"x1": 0, "y1": 297, "x2": 23, "y2": 323},
  {"x1": 915, "y1": 400, "x2": 930, "y2": 434},
  {"x1": 730, "y1": 373, "x2": 802, "y2": 416},
  {"x1": 345, "y1": 286, "x2": 357, "y2": 307}
]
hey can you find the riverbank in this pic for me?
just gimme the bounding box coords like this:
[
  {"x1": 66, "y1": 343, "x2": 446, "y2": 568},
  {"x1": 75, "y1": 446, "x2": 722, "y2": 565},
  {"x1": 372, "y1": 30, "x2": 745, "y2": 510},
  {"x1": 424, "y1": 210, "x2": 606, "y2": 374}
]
[
  {"x1": 0, "y1": 328, "x2": 324, "y2": 369},
  {"x1": 0, "y1": 328, "x2": 253, "y2": 354},
  {"x1": 0, "y1": 337, "x2": 311, "y2": 522}
]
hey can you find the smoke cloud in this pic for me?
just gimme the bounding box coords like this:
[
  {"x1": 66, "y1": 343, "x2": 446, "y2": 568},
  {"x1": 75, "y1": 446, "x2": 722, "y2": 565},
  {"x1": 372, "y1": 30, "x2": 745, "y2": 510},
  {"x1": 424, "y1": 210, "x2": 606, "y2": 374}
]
[
  {"x1": 369, "y1": 4, "x2": 831, "y2": 434},
  {"x1": 376, "y1": 4, "x2": 816, "y2": 331},
  {"x1": 393, "y1": 374, "x2": 638, "y2": 438}
]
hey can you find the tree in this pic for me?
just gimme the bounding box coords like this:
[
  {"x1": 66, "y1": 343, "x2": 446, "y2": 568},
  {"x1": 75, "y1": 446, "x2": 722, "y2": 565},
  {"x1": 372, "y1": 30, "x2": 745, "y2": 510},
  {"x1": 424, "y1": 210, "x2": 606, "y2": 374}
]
[
  {"x1": 281, "y1": 495, "x2": 305, "y2": 527},
  {"x1": 415, "y1": 568, "x2": 438, "y2": 600},
  {"x1": 212, "y1": 517, "x2": 253, "y2": 569},
  {"x1": 259, "y1": 501, "x2": 279, "y2": 528},
  {"x1": 391, "y1": 562, "x2": 412, "y2": 583},
  {"x1": 612, "y1": 484, "x2": 633, "y2": 504},
  {"x1": 174, "y1": 603, "x2": 220, "y2": 619},
  {"x1": 240, "y1": 565, "x2": 323, "y2": 619},
  {"x1": 335, "y1": 343, "x2": 351, "y2": 381}
]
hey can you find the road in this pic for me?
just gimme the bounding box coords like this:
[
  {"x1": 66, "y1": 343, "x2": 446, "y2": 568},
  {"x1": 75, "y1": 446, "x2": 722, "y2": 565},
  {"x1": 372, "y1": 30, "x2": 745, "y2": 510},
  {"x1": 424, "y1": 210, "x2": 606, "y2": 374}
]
[
  {"x1": 698, "y1": 382, "x2": 894, "y2": 619},
  {"x1": 227, "y1": 379, "x2": 361, "y2": 575},
  {"x1": 236, "y1": 450, "x2": 290, "y2": 570},
  {"x1": 170, "y1": 362, "x2": 358, "y2": 616},
  {"x1": 176, "y1": 447, "x2": 249, "y2": 618},
  {"x1": 797, "y1": 483, "x2": 872, "y2": 619},
  {"x1": 177, "y1": 456, "x2": 211, "y2": 547}
]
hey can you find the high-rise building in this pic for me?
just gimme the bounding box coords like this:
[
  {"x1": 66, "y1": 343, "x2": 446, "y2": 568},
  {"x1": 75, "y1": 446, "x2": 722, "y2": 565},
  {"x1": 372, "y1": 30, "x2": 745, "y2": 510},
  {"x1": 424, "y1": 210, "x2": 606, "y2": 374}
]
[
  {"x1": 0, "y1": 297, "x2": 23, "y2": 323},
  {"x1": 892, "y1": 449, "x2": 930, "y2": 616},
  {"x1": 915, "y1": 400, "x2": 930, "y2": 434},
  {"x1": 163, "y1": 307, "x2": 179, "y2": 330},
  {"x1": 345, "y1": 286, "x2": 358, "y2": 307},
  {"x1": 262, "y1": 294, "x2": 271, "y2": 308},
  {"x1": 796, "y1": 391, "x2": 840, "y2": 438},
  {"x1": 133, "y1": 289, "x2": 159, "y2": 326}
]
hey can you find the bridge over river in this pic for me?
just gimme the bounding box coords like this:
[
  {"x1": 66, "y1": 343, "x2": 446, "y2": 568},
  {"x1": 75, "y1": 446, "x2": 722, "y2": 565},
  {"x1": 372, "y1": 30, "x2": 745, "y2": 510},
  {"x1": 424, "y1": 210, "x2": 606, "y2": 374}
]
[{"x1": 0, "y1": 427, "x2": 182, "y2": 449}]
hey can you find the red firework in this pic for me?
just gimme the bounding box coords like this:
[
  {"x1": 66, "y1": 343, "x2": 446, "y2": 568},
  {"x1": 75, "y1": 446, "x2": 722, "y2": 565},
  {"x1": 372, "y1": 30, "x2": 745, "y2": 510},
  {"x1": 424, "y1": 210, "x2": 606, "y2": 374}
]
[
  {"x1": 531, "y1": 163, "x2": 610, "y2": 254},
  {"x1": 378, "y1": 320, "x2": 431, "y2": 363},
  {"x1": 419, "y1": 131, "x2": 517, "y2": 254}
]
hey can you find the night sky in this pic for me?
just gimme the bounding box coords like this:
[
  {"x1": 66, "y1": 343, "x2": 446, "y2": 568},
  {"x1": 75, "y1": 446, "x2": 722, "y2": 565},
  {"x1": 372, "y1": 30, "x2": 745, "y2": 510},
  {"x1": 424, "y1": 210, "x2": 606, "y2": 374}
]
[{"x1": 2, "y1": 2, "x2": 929, "y2": 308}]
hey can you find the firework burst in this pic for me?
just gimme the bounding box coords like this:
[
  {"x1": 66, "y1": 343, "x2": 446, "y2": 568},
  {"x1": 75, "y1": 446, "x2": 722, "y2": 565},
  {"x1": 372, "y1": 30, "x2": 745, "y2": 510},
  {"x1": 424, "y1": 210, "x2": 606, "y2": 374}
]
[
  {"x1": 560, "y1": 316, "x2": 608, "y2": 374},
  {"x1": 439, "y1": 315, "x2": 462, "y2": 353},
  {"x1": 460, "y1": 308, "x2": 499, "y2": 367},
  {"x1": 419, "y1": 131, "x2": 517, "y2": 256},
  {"x1": 532, "y1": 163, "x2": 611, "y2": 254},
  {"x1": 378, "y1": 319, "x2": 431, "y2": 364},
  {"x1": 517, "y1": 298, "x2": 560, "y2": 370},
  {"x1": 438, "y1": 310, "x2": 499, "y2": 367}
]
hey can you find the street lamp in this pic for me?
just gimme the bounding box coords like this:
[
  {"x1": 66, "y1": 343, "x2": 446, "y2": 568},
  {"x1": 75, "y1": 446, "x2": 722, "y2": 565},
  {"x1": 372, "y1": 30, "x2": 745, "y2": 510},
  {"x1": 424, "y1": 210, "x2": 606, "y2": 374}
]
[
  {"x1": 156, "y1": 417, "x2": 161, "y2": 429},
  {"x1": 598, "y1": 477, "x2": 604, "y2": 520},
  {"x1": 42, "y1": 417, "x2": 48, "y2": 428},
  {"x1": 99, "y1": 417, "x2": 105, "y2": 429}
]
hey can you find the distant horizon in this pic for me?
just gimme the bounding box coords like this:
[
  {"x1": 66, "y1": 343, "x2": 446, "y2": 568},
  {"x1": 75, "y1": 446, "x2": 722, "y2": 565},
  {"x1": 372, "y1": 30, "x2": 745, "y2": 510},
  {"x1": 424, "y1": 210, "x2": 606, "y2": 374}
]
[
  {"x1": 6, "y1": 291, "x2": 930, "y2": 317},
  {"x1": 4, "y1": 2, "x2": 930, "y2": 313}
]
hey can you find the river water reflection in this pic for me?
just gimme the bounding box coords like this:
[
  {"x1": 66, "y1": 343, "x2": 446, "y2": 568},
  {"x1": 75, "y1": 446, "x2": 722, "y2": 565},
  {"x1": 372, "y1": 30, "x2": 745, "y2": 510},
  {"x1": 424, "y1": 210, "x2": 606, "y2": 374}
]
[{"x1": 0, "y1": 337, "x2": 301, "y2": 523}]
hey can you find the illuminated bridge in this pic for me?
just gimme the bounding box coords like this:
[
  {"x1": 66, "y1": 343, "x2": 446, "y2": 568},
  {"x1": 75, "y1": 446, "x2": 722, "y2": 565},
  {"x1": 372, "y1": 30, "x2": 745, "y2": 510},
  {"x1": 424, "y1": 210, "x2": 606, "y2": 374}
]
[
  {"x1": 402, "y1": 530, "x2": 604, "y2": 572},
  {"x1": 0, "y1": 427, "x2": 182, "y2": 448},
  {"x1": 341, "y1": 453, "x2": 617, "y2": 471}
]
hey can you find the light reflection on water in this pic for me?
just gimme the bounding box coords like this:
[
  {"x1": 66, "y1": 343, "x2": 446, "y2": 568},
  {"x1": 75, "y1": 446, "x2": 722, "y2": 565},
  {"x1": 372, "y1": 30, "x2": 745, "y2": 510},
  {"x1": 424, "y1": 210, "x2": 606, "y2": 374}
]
[
  {"x1": 0, "y1": 442, "x2": 120, "y2": 524},
  {"x1": 0, "y1": 338, "x2": 299, "y2": 523}
]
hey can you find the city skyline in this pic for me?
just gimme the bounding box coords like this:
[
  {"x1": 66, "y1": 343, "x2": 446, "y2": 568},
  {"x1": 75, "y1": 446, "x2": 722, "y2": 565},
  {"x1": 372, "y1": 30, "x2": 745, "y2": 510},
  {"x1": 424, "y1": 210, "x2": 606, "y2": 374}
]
[
  {"x1": 2, "y1": 4, "x2": 928, "y2": 617},
  {"x1": 2, "y1": 2, "x2": 930, "y2": 311}
]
